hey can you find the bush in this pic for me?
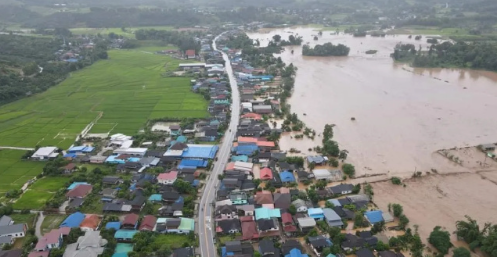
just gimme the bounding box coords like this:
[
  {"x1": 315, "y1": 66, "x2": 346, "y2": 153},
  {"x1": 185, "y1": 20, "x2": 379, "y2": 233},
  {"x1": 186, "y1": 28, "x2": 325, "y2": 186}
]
[
  {"x1": 391, "y1": 177, "x2": 402, "y2": 185},
  {"x1": 452, "y1": 247, "x2": 471, "y2": 257},
  {"x1": 392, "y1": 203, "x2": 403, "y2": 217},
  {"x1": 342, "y1": 164, "x2": 355, "y2": 177},
  {"x1": 428, "y1": 226, "x2": 452, "y2": 255}
]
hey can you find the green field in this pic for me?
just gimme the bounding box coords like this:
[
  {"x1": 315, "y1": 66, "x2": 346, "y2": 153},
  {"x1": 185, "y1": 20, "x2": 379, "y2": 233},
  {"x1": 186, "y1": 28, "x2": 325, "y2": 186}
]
[
  {"x1": 13, "y1": 189, "x2": 54, "y2": 210},
  {"x1": 10, "y1": 213, "x2": 37, "y2": 228},
  {"x1": 70, "y1": 26, "x2": 174, "y2": 37},
  {"x1": 0, "y1": 48, "x2": 208, "y2": 149},
  {"x1": 0, "y1": 150, "x2": 45, "y2": 194},
  {"x1": 41, "y1": 215, "x2": 66, "y2": 234},
  {"x1": 29, "y1": 177, "x2": 71, "y2": 191}
]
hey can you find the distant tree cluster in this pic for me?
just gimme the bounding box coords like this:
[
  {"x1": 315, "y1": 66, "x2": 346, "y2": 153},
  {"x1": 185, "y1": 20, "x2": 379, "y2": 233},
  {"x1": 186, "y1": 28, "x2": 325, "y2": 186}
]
[
  {"x1": 302, "y1": 43, "x2": 350, "y2": 56},
  {"x1": 135, "y1": 29, "x2": 200, "y2": 53},
  {"x1": 279, "y1": 35, "x2": 304, "y2": 46}
]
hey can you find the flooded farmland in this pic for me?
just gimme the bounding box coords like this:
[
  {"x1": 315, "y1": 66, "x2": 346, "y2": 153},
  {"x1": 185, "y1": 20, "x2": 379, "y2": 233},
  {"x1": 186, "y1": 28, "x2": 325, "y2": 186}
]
[{"x1": 248, "y1": 28, "x2": 497, "y2": 176}]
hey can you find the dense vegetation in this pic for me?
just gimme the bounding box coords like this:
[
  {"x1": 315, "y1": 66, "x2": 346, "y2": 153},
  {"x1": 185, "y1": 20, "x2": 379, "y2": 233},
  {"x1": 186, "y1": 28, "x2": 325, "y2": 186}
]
[
  {"x1": 0, "y1": 35, "x2": 107, "y2": 104},
  {"x1": 302, "y1": 43, "x2": 350, "y2": 56},
  {"x1": 391, "y1": 41, "x2": 497, "y2": 71},
  {"x1": 455, "y1": 216, "x2": 497, "y2": 256},
  {"x1": 134, "y1": 29, "x2": 201, "y2": 53}
]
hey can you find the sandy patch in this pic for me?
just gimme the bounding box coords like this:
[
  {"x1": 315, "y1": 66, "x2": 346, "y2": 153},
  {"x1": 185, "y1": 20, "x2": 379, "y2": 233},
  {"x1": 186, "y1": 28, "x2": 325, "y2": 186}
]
[{"x1": 372, "y1": 173, "x2": 497, "y2": 243}]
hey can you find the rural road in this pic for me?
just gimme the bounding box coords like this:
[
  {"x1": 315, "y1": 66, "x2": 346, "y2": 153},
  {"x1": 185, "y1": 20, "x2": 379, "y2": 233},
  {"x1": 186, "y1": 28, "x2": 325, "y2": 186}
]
[
  {"x1": 0, "y1": 146, "x2": 34, "y2": 151},
  {"x1": 35, "y1": 211, "x2": 45, "y2": 239},
  {"x1": 198, "y1": 32, "x2": 240, "y2": 257}
]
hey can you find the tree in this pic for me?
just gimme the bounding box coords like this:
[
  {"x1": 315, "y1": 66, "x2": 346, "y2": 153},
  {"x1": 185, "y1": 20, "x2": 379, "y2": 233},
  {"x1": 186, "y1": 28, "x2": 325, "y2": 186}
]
[
  {"x1": 342, "y1": 164, "x2": 355, "y2": 177},
  {"x1": 392, "y1": 203, "x2": 403, "y2": 217},
  {"x1": 375, "y1": 241, "x2": 390, "y2": 251},
  {"x1": 452, "y1": 247, "x2": 471, "y2": 257},
  {"x1": 481, "y1": 225, "x2": 497, "y2": 257},
  {"x1": 391, "y1": 177, "x2": 402, "y2": 185},
  {"x1": 288, "y1": 204, "x2": 297, "y2": 215},
  {"x1": 455, "y1": 216, "x2": 487, "y2": 249},
  {"x1": 428, "y1": 226, "x2": 453, "y2": 255},
  {"x1": 272, "y1": 34, "x2": 281, "y2": 42},
  {"x1": 66, "y1": 228, "x2": 84, "y2": 244},
  {"x1": 371, "y1": 221, "x2": 386, "y2": 234},
  {"x1": 308, "y1": 162, "x2": 316, "y2": 171},
  {"x1": 325, "y1": 201, "x2": 335, "y2": 209},
  {"x1": 399, "y1": 214, "x2": 409, "y2": 230}
]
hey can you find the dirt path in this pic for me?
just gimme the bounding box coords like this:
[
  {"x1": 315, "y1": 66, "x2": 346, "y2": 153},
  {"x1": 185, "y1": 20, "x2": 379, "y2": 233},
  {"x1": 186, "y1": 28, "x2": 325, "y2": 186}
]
[{"x1": 0, "y1": 146, "x2": 35, "y2": 151}]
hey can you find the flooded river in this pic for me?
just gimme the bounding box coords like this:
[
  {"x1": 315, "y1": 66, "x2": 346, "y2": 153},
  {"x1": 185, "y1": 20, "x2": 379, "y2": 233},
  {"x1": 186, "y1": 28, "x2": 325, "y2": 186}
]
[{"x1": 248, "y1": 27, "x2": 497, "y2": 176}]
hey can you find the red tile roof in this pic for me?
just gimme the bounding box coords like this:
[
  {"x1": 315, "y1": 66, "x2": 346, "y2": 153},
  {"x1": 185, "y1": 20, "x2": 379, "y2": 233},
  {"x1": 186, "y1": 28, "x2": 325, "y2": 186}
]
[
  {"x1": 80, "y1": 214, "x2": 100, "y2": 229},
  {"x1": 123, "y1": 213, "x2": 139, "y2": 226},
  {"x1": 186, "y1": 49, "x2": 195, "y2": 56},
  {"x1": 257, "y1": 141, "x2": 275, "y2": 148},
  {"x1": 281, "y1": 213, "x2": 293, "y2": 224},
  {"x1": 260, "y1": 168, "x2": 273, "y2": 180},
  {"x1": 241, "y1": 113, "x2": 262, "y2": 120},
  {"x1": 157, "y1": 171, "x2": 178, "y2": 180},
  {"x1": 139, "y1": 215, "x2": 157, "y2": 231},
  {"x1": 66, "y1": 184, "x2": 92, "y2": 198},
  {"x1": 241, "y1": 220, "x2": 259, "y2": 240},
  {"x1": 64, "y1": 163, "x2": 76, "y2": 170},
  {"x1": 238, "y1": 136, "x2": 258, "y2": 143}
]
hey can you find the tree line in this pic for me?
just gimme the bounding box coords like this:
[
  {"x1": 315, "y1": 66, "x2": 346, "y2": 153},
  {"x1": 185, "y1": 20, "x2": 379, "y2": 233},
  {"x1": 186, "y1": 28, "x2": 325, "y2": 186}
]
[
  {"x1": 0, "y1": 35, "x2": 108, "y2": 104},
  {"x1": 391, "y1": 41, "x2": 497, "y2": 71},
  {"x1": 134, "y1": 29, "x2": 201, "y2": 53},
  {"x1": 302, "y1": 43, "x2": 350, "y2": 57}
]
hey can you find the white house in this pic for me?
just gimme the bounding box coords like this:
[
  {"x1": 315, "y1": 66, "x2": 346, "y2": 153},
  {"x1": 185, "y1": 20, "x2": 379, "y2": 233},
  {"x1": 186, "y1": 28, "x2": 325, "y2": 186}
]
[
  {"x1": 31, "y1": 147, "x2": 59, "y2": 160},
  {"x1": 0, "y1": 224, "x2": 26, "y2": 239}
]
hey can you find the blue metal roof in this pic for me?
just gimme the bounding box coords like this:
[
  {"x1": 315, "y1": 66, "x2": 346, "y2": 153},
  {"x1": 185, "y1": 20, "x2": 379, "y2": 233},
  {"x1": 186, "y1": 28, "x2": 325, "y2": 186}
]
[
  {"x1": 106, "y1": 222, "x2": 121, "y2": 230},
  {"x1": 279, "y1": 171, "x2": 296, "y2": 183},
  {"x1": 148, "y1": 194, "x2": 162, "y2": 201},
  {"x1": 365, "y1": 210, "x2": 384, "y2": 224},
  {"x1": 60, "y1": 212, "x2": 85, "y2": 228},
  {"x1": 179, "y1": 159, "x2": 208, "y2": 168},
  {"x1": 67, "y1": 182, "x2": 89, "y2": 190},
  {"x1": 285, "y1": 249, "x2": 309, "y2": 257},
  {"x1": 181, "y1": 144, "x2": 218, "y2": 159}
]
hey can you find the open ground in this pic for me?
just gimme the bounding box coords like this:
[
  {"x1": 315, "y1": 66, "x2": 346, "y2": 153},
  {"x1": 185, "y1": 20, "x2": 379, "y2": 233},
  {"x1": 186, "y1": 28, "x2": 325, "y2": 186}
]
[
  {"x1": 0, "y1": 48, "x2": 208, "y2": 149},
  {"x1": 372, "y1": 172, "x2": 497, "y2": 244}
]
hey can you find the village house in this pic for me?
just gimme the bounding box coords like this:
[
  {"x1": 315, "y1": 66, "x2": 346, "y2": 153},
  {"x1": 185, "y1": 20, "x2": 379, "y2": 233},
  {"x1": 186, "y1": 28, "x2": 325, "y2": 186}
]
[
  {"x1": 31, "y1": 147, "x2": 59, "y2": 160},
  {"x1": 63, "y1": 231, "x2": 107, "y2": 257},
  {"x1": 322, "y1": 208, "x2": 344, "y2": 228},
  {"x1": 138, "y1": 216, "x2": 157, "y2": 231},
  {"x1": 329, "y1": 184, "x2": 354, "y2": 195},
  {"x1": 217, "y1": 219, "x2": 241, "y2": 234},
  {"x1": 296, "y1": 217, "x2": 316, "y2": 233},
  {"x1": 308, "y1": 235, "x2": 332, "y2": 256},
  {"x1": 157, "y1": 171, "x2": 178, "y2": 185},
  {"x1": 291, "y1": 199, "x2": 313, "y2": 213},
  {"x1": 66, "y1": 184, "x2": 93, "y2": 199},
  {"x1": 79, "y1": 215, "x2": 100, "y2": 232},
  {"x1": 34, "y1": 227, "x2": 70, "y2": 252}
]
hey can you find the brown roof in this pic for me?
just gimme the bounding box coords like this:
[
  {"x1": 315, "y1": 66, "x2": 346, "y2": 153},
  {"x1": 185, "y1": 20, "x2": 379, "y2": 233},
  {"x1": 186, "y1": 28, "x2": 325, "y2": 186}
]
[
  {"x1": 79, "y1": 214, "x2": 100, "y2": 229},
  {"x1": 255, "y1": 194, "x2": 273, "y2": 205},
  {"x1": 123, "y1": 213, "x2": 139, "y2": 226},
  {"x1": 241, "y1": 220, "x2": 259, "y2": 240},
  {"x1": 139, "y1": 215, "x2": 157, "y2": 231},
  {"x1": 64, "y1": 163, "x2": 76, "y2": 170},
  {"x1": 281, "y1": 213, "x2": 293, "y2": 224},
  {"x1": 66, "y1": 184, "x2": 92, "y2": 198},
  {"x1": 185, "y1": 49, "x2": 195, "y2": 56}
]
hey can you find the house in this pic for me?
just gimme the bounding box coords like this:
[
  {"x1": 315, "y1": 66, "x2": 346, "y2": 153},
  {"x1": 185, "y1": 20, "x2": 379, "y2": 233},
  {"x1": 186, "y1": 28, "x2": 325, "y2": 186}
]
[
  {"x1": 185, "y1": 49, "x2": 196, "y2": 59},
  {"x1": 308, "y1": 208, "x2": 324, "y2": 220},
  {"x1": 31, "y1": 147, "x2": 59, "y2": 160},
  {"x1": 122, "y1": 214, "x2": 139, "y2": 229},
  {"x1": 329, "y1": 184, "x2": 353, "y2": 195},
  {"x1": 312, "y1": 169, "x2": 333, "y2": 181},
  {"x1": 79, "y1": 215, "x2": 100, "y2": 231},
  {"x1": 307, "y1": 156, "x2": 327, "y2": 165},
  {"x1": 63, "y1": 163, "x2": 77, "y2": 174},
  {"x1": 105, "y1": 222, "x2": 121, "y2": 231},
  {"x1": 279, "y1": 171, "x2": 296, "y2": 183},
  {"x1": 67, "y1": 198, "x2": 84, "y2": 210},
  {"x1": 356, "y1": 249, "x2": 374, "y2": 257},
  {"x1": 102, "y1": 176, "x2": 121, "y2": 185},
  {"x1": 292, "y1": 199, "x2": 312, "y2": 213},
  {"x1": 0, "y1": 217, "x2": 13, "y2": 227},
  {"x1": 34, "y1": 228, "x2": 69, "y2": 251},
  {"x1": 139, "y1": 215, "x2": 157, "y2": 231},
  {"x1": 296, "y1": 170, "x2": 314, "y2": 182},
  {"x1": 241, "y1": 218, "x2": 259, "y2": 241},
  {"x1": 282, "y1": 240, "x2": 304, "y2": 256},
  {"x1": 236, "y1": 205, "x2": 255, "y2": 216},
  {"x1": 322, "y1": 208, "x2": 344, "y2": 228},
  {"x1": 0, "y1": 236, "x2": 13, "y2": 247},
  {"x1": 259, "y1": 240, "x2": 279, "y2": 257},
  {"x1": 127, "y1": 194, "x2": 146, "y2": 212},
  {"x1": 113, "y1": 230, "x2": 138, "y2": 242},
  {"x1": 0, "y1": 250, "x2": 22, "y2": 257},
  {"x1": 255, "y1": 208, "x2": 281, "y2": 220},
  {"x1": 341, "y1": 234, "x2": 366, "y2": 251},
  {"x1": 157, "y1": 171, "x2": 178, "y2": 185},
  {"x1": 308, "y1": 235, "x2": 332, "y2": 255},
  {"x1": 66, "y1": 184, "x2": 93, "y2": 199},
  {"x1": 285, "y1": 249, "x2": 309, "y2": 257},
  {"x1": 63, "y1": 230, "x2": 107, "y2": 257},
  {"x1": 60, "y1": 212, "x2": 85, "y2": 228},
  {"x1": 223, "y1": 240, "x2": 254, "y2": 257},
  {"x1": 260, "y1": 167, "x2": 273, "y2": 180},
  {"x1": 216, "y1": 219, "x2": 241, "y2": 234},
  {"x1": 383, "y1": 212, "x2": 394, "y2": 223},
  {"x1": 155, "y1": 218, "x2": 194, "y2": 234},
  {"x1": 253, "y1": 105, "x2": 272, "y2": 114},
  {"x1": 364, "y1": 210, "x2": 384, "y2": 225},
  {"x1": 257, "y1": 218, "x2": 279, "y2": 237},
  {"x1": 229, "y1": 191, "x2": 248, "y2": 205},
  {"x1": 216, "y1": 205, "x2": 238, "y2": 220},
  {"x1": 378, "y1": 251, "x2": 405, "y2": 257},
  {"x1": 100, "y1": 188, "x2": 118, "y2": 202},
  {"x1": 358, "y1": 231, "x2": 378, "y2": 246},
  {"x1": 254, "y1": 191, "x2": 273, "y2": 205},
  {"x1": 281, "y1": 213, "x2": 297, "y2": 235},
  {"x1": 173, "y1": 247, "x2": 194, "y2": 257},
  {"x1": 158, "y1": 202, "x2": 184, "y2": 217},
  {"x1": 273, "y1": 193, "x2": 291, "y2": 209},
  {"x1": 297, "y1": 217, "x2": 316, "y2": 233}
]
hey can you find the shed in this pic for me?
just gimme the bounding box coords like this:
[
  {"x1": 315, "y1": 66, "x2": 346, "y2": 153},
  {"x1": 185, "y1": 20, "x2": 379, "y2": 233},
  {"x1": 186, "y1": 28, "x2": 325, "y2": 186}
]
[
  {"x1": 365, "y1": 210, "x2": 384, "y2": 224},
  {"x1": 382, "y1": 212, "x2": 394, "y2": 223},
  {"x1": 60, "y1": 212, "x2": 85, "y2": 228},
  {"x1": 279, "y1": 171, "x2": 296, "y2": 183}
]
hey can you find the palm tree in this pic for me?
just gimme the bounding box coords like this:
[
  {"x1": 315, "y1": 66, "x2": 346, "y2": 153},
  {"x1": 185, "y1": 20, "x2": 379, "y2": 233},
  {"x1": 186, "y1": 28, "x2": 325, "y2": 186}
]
[{"x1": 455, "y1": 215, "x2": 488, "y2": 246}]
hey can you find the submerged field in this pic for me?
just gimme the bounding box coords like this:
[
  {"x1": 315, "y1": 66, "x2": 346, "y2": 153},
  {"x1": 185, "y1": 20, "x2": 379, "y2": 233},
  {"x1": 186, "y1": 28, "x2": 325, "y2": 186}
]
[{"x1": 0, "y1": 49, "x2": 208, "y2": 148}]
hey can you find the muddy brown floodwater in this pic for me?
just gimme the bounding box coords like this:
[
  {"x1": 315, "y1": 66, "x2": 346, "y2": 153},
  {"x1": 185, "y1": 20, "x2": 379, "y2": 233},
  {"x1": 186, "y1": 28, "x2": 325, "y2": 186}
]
[{"x1": 248, "y1": 27, "x2": 497, "y2": 177}]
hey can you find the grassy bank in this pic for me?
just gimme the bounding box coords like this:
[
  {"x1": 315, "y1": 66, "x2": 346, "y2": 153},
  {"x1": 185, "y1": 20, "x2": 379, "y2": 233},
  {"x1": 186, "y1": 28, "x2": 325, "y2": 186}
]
[
  {"x1": 0, "y1": 150, "x2": 45, "y2": 195},
  {"x1": 0, "y1": 47, "x2": 208, "y2": 149}
]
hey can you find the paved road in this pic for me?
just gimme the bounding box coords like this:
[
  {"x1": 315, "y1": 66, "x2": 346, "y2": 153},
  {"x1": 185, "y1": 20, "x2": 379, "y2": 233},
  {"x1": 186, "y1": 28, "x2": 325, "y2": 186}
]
[
  {"x1": 198, "y1": 32, "x2": 240, "y2": 257},
  {"x1": 35, "y1": 211, "x2": 45, "y2": 239}
]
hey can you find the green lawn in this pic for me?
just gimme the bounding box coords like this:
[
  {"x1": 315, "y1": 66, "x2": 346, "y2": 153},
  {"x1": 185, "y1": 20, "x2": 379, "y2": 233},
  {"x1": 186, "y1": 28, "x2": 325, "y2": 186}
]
[
  {"x1": 150, "y1": 234, "x2": 191, "y2": 249},
  {"x1": 30, "y1": 177, "x2": 71, "y2": 191},
  {"x1": 0, "y1": 49, "x2": 208, "y2": 149},
  {"x1": 13, "y1": 190, "x2": 54, "y2": 210},
  {"x1": 41, "y1": 215, "x2": 66, "y2": 234},
  {"x1": 10, "y1": 213, "x2": 37, "y2": 228},
  {"x1": 0, "y1": 150, "x2": 45, "y2": 194}
]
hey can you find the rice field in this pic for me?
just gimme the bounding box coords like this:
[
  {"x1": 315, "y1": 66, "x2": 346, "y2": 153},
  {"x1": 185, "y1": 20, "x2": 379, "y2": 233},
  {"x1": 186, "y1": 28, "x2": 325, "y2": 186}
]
[
  {"x1": 0, "y1": 150, "x2": 45, "y2": 194},
  {"x1": 0, "y1": 48, "x2": 208, "y2": 148}
]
